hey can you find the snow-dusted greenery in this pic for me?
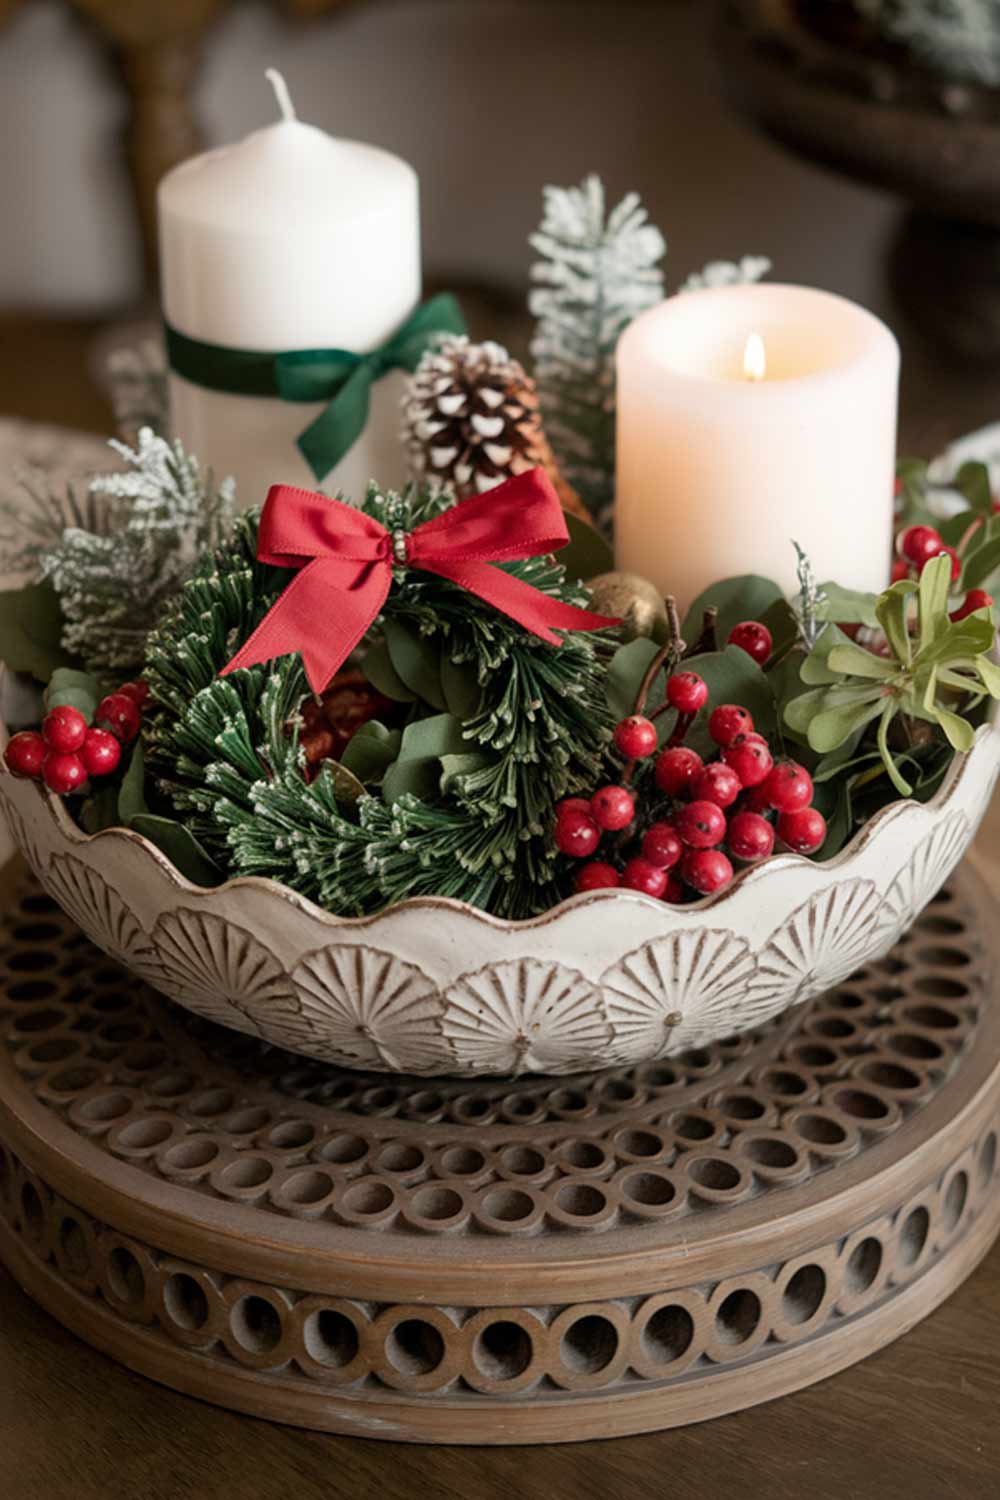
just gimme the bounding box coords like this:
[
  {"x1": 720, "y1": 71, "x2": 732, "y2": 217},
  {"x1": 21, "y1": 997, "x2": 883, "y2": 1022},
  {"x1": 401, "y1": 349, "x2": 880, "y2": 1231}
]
[
  {"x1": 681, "y1": 256, "x2": 772, "y2": 292},
  {"x1": 529, "y1": 176, "x2": 666, "y2": 524},
  {"x1": 5, "y1": 429, "x2": 234, "y2": 678},
  {"x1": 530, "y1": 176, "x2": 770, "y2": 529},
  {"x1": 855, "y1": 0, "x2": 1000, "y2": 85}
]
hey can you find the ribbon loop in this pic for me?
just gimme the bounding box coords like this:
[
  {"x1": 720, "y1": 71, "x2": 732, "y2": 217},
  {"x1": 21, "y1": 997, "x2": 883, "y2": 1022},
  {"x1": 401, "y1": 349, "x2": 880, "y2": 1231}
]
[
  {"x1": 220, "y1": 469, "x2": 619, "y2": 695},
  {"x1": 165, "y1": 292, "x2": 467, "y2": 482}
]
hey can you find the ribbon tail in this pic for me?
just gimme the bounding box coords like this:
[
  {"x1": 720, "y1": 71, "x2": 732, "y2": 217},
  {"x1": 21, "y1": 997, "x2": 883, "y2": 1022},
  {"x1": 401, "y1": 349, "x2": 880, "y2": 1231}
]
[
  {"x1": 220, "y1": 556, "x2": 392, "y2": 694},
  {"x1": 296, "y1": 361, "x2": 376, "y2": 483},
  {"x1": 420, "y1": 558, "x2": 619, "y2": 646}
]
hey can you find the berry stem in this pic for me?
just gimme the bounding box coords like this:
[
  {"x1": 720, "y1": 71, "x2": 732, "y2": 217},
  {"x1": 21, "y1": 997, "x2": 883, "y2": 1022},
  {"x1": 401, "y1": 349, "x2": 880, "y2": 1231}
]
[
  {"x1": 633, "y1": 594, "x2": 686, "y2": 717},
  {"x1": 668, "y1": 711, "x2": 694, "y2": 747},
  {"x1": 685, "y1": 606, "x2": 718, "y2": 658}
]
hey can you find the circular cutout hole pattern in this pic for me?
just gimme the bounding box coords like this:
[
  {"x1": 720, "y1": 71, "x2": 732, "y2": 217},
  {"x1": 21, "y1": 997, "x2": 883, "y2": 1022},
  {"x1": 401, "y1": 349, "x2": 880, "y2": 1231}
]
[
  {"x1": 283, "y1": 1170, "x2": 334, "y2": 1206},
  {"x1": 500, "y1": 1144, "x2": 545, "y2": 1176},
  {"x1": 944, "y1": 1171, "x2": 969, "y2": 1232},
  {"x1": 410, "y1": 1186, "x2": 464, "y2": 1223},
  {"x1": 474, "y1": 1320, "x2": 533, "y2": 1381},
  {"x1": 304, "y1": 1309, "x2": 359, "y2": 1368},
  {"x1": 555, "y1": 1183, "x2": 607, "y2": 1218},
  {"x1": 689, "y1": 1157, "x2": 742, "y2": 1193},
  {"x1": 481, "y1": 1188, "x2": 535, "y2": 1224},
  {"x1": 899, "y1": 1206, "x2": 930, "y2": 1267},
  {"x1": 387, "y1": 1318, "x2": 445, "y2": 1376},
  {"x1": 560, "y1": 1315, "x2": 619, "y2": 1375},
  {"x1": 715, "y1": 1289, "x2": 762, "y2": 1346},
  {"x1": 795, "y1": 1113, "x2": 847, "y2": 1146},
  {"x1": 623, "y1": 1171, "x2": 676, "y2": 1208},
  {"x1": 107, "y1": 1246, "x2": 145, "y2": 1307},
  {"x1": 782, "y1": 1264, "x2": 826, "y2": 1325},
  {"x1": 20, "y1": 1181, "x2": 45, "y2": 1241},
  {"x1": 743, "y1": 1137, "x2": 799, "y2": 1170},
  {"x1": 231, "y1": 1295, "x2": 282, "y2": 1355},
  {"x1": 164, "y1": 1273, "x2": 209, "y2": 1331},
  {"x1": 846, "y1": 1237, "x2": 883, "y2": 1294},
  {"x1": 642, "y1": 1304, "x2": 694, "y2": 1365},
  {"x1": 58, "y1": 1217, "x2": 89, "y2": 1277},
  {"x1": 980, "y1": 1134, "x2": 998, "y2": 1190}
]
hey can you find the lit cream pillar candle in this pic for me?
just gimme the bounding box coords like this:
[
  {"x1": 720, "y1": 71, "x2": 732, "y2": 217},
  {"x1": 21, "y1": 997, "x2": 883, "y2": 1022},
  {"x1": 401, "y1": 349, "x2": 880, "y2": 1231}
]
[
  {"x1": 158, "y1": 71, "x2": 420, "y2": 507},
  {"x1": 615, "y1": 284, "x2": 900, "y2": 609}
]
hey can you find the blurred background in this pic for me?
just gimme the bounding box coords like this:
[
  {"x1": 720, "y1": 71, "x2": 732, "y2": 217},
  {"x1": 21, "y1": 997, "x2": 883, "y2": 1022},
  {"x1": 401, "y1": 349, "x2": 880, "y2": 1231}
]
[{"x1": 2, "y1": 0, "x2": 1000, "y2": 452}]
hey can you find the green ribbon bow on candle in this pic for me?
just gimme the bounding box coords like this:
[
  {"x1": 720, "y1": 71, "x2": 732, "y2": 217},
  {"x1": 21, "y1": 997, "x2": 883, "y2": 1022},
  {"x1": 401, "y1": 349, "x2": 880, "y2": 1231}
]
[{"x1": 164, "y1": 292, "x2": 467, "y2": 482}]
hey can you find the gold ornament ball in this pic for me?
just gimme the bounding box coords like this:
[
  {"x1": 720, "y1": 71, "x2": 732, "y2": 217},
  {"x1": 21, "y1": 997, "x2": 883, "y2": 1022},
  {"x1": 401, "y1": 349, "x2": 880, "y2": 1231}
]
[{"x1": 586, "y1": 572, "x2": 668, "y2": 642}]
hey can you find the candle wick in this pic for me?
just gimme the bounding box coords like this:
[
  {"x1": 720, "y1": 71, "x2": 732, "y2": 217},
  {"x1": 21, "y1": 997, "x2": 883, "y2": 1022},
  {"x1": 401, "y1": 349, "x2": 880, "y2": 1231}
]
[{"x1": 265, "y1": 68, "x2": 297, "y2": 124}]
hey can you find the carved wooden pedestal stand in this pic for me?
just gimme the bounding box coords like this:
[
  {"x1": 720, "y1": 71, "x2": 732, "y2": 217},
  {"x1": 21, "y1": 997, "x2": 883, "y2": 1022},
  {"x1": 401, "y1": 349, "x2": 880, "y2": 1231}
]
[{"x1": 1, "y1": 866, "x2": 997, "y2": 1444}]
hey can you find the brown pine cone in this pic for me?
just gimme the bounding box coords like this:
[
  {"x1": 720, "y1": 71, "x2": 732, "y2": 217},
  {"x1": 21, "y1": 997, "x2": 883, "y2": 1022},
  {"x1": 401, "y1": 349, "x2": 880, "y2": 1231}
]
[{"x1": 402, "y1": 334, "x2": 591, "y2": 523}]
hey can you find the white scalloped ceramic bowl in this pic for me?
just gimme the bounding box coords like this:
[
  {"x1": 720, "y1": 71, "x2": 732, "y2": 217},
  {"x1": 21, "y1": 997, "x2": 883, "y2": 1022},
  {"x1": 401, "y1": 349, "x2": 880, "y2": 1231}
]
[{"x1": 2, "y1": 715, "x2": 998, "y2": 1077}]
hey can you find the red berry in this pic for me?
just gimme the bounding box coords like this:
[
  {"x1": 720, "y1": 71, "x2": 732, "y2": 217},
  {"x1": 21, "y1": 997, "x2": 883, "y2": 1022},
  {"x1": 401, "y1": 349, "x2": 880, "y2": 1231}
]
[
  {"x1": 674, "y1": 799, "x2": 727, "y2": 849},
  {"x1": 681, "y1": 847, "x2": 734, "y2": 896},
  {"x1": 739, "y1": 782, "x2": 773, "y2": 814},
  {"x1": 727, "y1": 620, "x2": 773, "y2": 665},
  {"x1": 950, "y1": 589, "x2": 995, "y2": 623},
  {"x1": 622, "y1": 857, "x2": 669, "y2": 898},
  {"x1": 899, "y1": 524, "x2": 942, "y2": 567},
  {"x1": 590, "y1": 784, "x2": 636, "y2": 832},
  {"x1": 554, "y1": 809, "x2": 601, "y2": 858},
  {"x1": 890, "y1": 558, "x2": 910, "y2": 584},
  {"x1": 728, "y1": 810, "x2": 775, "y2": 862},
  {"x1": 922, "y1": 544, "x2": 960, "y2": 582},
  {"x1": 117, "y1": 680, "x2": 150, "y2": 706},
  {"x1": 762, "y1": 760, "x2": 813, "y2": 814},
  {"x1": 777, "y1": 806, "x2": 827, "y2": 854},
  {"x1": 641, "y1": 821, "x2": 683, "y2": 870},
  {"x1": 723, "y1": 733, "x2": 774, "y2": 788},
  {"x1": 574, "y1": 861, "x2": 620, "y2": 892},
  {"x1": 708, "y1": 703, "x2": 754, "y2": 748},
  {"x1": 654, "y1": 746, "x2": 703, "y2": 797},
  {"x1": 80, "y1": 727, "x2": 122, "y2": 778},
  {"x1": 692, "y1": 761, "x2": 741, "y2": 809},
  {"x1": 41, "y1": 704, "x2": 88, "y2": 754},
  {"x1": 41, "y1": 751, "x2": 87, "y2": 796},
  {"x1": 613, "y1": 714, "x2": 658, "y2": 760},
  {"x1": 96, "y1": 693, "x2": 141, "y2": 744},
  {"x1": 3, "y1": 731, "x2": 46, "y2": 780},
  {"x1": 666, "y1": 671, "x2": 709, "y2": 714},
  {"x1": 557, "y1": 797, "x2": 593, "y2": 820},
  {"x1": 662, "y1": 874, "x2": 685, "y2": 903}
]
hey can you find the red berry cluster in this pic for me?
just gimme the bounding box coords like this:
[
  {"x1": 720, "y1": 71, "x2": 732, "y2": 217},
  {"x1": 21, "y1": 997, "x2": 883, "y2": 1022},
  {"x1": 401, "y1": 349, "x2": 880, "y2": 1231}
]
[
  {"x1": 3, "y1": 681, "x2": 148, "y2": 796},
  {"x1": 894, "y1": 525, "x2": 993, "y2": 622},
  {"x1": 554, "y1": 672, "x2": 827, "y2": 902}
]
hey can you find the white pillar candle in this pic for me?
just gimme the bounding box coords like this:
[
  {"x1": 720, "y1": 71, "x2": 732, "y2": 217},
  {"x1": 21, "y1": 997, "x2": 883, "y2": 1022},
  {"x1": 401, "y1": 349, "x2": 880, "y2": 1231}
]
[
  {"x1": 615, "y1": 284, "x2": 900, "y2": 610},
  {"x1": 158, "y1": 71, "x2": 420, "y2": 509}
]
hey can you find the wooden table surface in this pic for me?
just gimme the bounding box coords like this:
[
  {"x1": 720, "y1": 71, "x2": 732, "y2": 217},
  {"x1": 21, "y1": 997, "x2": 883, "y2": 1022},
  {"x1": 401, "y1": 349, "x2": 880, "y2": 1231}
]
[{"x1": 5, "y1": 9, "x2": 1000, "y2": 1497}]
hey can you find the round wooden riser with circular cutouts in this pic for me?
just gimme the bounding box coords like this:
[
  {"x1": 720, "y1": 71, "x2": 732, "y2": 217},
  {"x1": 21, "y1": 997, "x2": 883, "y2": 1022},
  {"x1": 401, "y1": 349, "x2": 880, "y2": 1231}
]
[{"x1": 0, "y1": 863, "x2": 998, "y2": 1444}]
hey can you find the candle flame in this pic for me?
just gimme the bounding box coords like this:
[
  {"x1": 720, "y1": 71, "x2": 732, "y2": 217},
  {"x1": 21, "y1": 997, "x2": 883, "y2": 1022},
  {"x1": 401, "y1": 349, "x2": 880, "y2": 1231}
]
[{"x1": 743, "y1": 332, "x2": 766, "y2": 383}]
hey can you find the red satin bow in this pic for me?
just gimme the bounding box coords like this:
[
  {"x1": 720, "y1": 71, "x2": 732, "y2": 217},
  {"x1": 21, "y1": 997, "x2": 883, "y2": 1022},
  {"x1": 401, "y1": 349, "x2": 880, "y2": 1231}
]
[{"x1": 220, "y1": 468, "x2": 619, "y2": 694}]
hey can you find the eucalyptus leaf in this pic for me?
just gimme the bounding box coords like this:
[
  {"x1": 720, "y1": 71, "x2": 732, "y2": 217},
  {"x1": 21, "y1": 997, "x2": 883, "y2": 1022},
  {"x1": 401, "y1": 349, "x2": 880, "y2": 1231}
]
[
  {"x1": 926, "y1": 614, "x2": 996, "y2": 664},
  {"x1": 955, "y1": 459, "x2": 993, "y2": 515},
  {"x1": 382, "y1": 755, "x2": 441, "y2": 805},
  {"x1": 756, "y1": 597, "x2": 800, "y2": 659},
  {"x1": 118, "y1": 740, "x2": 148, "y2": 824},
  {"x1": 961, "y1": 536, "x2": 1000, "y2": 591},
  {"x1": 681, "y1": 646, "x2": 778, "y2": 756},
  {"x1": 0, "y1": 582, "x2": 70, "y2": 683},
  {"x1": 916, "y1": 553, "x2": 952, "y2": 655},
  {"x1": 340, "y1": 720, "x2": 401, "y2": 782},
  {"x1": 680, "y1": 575, "x2": 783, "y2": 646},
  {"x1": 558, "y1": 512, "x2": 614, "y2": 583},
  {"x1": 383, "y1": 620, "x2": 448, "y2": 710},
  {"x1": 877, "y1": 581, "x2": 915, "y2": 665},
  {"x1": 79, "y1": 785, "x2": 120, "y2": 834},
  {"x1": 441, "y1": 654, "x2": 482, "y2": 719},
  {"x1": 362, "y1": 639, "x2": 417, "y2": 702},
  {"x1": 784, "y1": 686, "x2": 832, "y2": 736},
  {"x1": 129, "y1": 815, "x2": 224, "y2": 886},
  {"x1": 45, "y1": 667, "x2": 102, "y2": 721},
  {"x1": 397, "y1": 713, "x2": 470, "y2": 763},
  {"x1": 605, "y1": 637, "x2": 661, "y2": 720},
  {"x1": 439, "y1": 751, "x2": 494, "y2": 793}
]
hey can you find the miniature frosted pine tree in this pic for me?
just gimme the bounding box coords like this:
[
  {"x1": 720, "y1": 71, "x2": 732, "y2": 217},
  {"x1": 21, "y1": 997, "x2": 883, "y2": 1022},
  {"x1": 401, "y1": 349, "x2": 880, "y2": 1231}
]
[
  {"x1": 529, "y1": 176, "x2": 666, "y2": 525},
  {"x1": 855, "y1": 0, "x2": 1000, "y2": 85}
]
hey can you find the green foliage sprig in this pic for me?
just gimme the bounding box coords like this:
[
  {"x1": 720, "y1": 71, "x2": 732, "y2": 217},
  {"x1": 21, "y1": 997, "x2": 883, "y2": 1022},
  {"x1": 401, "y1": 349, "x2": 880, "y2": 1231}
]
[{"x1": 142, "y1": 484, "x2": 616, "y2": 918}]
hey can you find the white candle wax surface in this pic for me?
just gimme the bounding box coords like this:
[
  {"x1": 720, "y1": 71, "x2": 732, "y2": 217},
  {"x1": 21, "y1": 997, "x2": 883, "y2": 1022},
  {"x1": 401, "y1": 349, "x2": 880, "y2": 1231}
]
[
  {"x1": 614, "y1": 284, "x2": 900, "y2": 610},
  {"x1": 159, "y1": 77, "x2": 420, "y2": 508}
]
